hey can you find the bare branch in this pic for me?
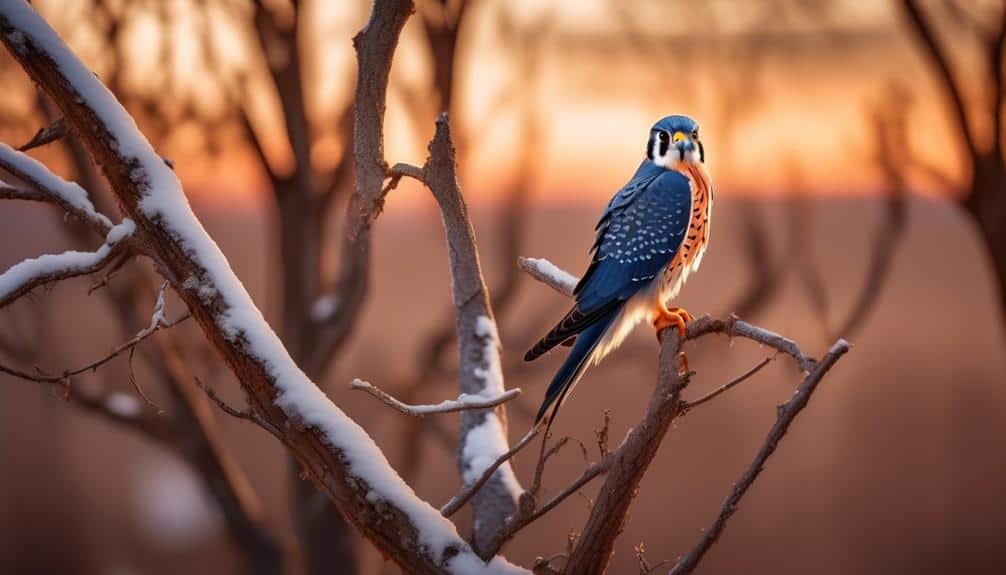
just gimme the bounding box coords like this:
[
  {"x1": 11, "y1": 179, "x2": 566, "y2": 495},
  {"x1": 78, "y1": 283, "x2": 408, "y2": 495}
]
[
  {"x1": 351, "y1": 378, "x2": 521, "y2": 416},
  {"x1": 18, "y1": 117, "x2": 66, "y2": 151},
  {"x1": 0, "y1": 141, "x2": 112, "y2": 234},
  {"x1": 307, "y1": 0, "x2": 415, "y2": 377},
  {"x1": 194, "y1": 376, "x2": 283, "y2": 439},
  {"x1": 0, "y1": 310, "x2": 190, "y2": 386},
  {"x1": 668, "y1": 339, "x2": 851, "y2": 575},
  {"x1": 899, "y1": 0, "x2": 978, "y2": 159},
  {"x1": 680, "y1": 356, "x2": 775, "y2": 414},
  {"x1": 833, "y1": 100, "x2": 909, "y2": 338},
  {"x1": 441, "y1": 428, "x2": 539, "y2": 518},
  {"x1": 389, "y1": 161, "x2": 426, "y2": 183}
]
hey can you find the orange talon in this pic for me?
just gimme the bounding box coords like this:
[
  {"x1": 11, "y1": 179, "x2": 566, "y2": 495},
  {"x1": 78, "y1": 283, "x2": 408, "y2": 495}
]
[{"x1": 653, "y1": 306, "x2": 692, "y2": 342}]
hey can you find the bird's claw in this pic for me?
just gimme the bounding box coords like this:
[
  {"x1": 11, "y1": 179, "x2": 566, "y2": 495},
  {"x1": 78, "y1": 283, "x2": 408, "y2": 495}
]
[{"x1": 654, "y1": 307, "x2": 692, "y2": 342}]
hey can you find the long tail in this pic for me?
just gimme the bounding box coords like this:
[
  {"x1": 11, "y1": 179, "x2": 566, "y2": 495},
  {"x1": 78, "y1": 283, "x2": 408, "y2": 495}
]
[{"x1": 534, "y1": 304, "x2": 622, "y2": 426}]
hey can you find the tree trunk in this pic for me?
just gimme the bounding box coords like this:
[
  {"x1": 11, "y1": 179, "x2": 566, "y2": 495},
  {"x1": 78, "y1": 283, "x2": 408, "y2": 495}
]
[{"x1": 964, "y1": 154, "x2": 1006, "y2": 333}]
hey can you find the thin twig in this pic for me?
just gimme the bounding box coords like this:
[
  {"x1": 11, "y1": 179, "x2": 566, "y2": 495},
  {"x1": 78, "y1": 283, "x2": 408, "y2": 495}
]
[
  {"x1": 680, "y1": 356, "x2": 775, "y2": 414},
  {"x1": 18, "y1": 117, "x2": 66, "y2": 151},
  {"x1": 0, "y1": 312, "x2": 190, "y2": 385},
  {"x1": 350, "y1": 378, "x2": 521, "y2": 416},
  {"x1": 194, "y1": 377, "x2": 283, "y2": 440},
  {"x1": 441, "y1": 427, "x2": 539, "y2": 517}
]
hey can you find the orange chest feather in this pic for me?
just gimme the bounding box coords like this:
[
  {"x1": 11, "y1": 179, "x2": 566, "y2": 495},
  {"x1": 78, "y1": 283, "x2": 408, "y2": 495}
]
[{"x1": 669, "y1": 164, "x2": 713, "y2": 272}]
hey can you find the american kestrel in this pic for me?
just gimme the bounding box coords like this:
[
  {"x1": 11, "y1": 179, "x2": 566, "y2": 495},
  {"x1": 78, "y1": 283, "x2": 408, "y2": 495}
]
[{"x1": 525, "y1": 115, "x2": 713, "y2": 426}]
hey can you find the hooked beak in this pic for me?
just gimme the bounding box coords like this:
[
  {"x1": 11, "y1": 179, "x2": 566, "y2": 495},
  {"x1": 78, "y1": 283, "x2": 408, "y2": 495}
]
[{"x1": 672, "y1": 131, "x2": 695, "y2": 160}]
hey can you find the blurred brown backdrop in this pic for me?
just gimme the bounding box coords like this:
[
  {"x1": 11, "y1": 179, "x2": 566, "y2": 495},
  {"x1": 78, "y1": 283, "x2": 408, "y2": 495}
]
[{"x1": 2, "y1": 1, "x2": 1005, "y2": 574}]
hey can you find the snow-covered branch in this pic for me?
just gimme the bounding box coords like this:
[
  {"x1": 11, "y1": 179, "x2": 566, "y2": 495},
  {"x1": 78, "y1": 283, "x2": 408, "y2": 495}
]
[
  {"x1": 409, "y1": 114, "x2": 525, "y2": 556},
  {"x1": 517, "y1": 257, "x2": 577, "y2": 297},
  {"x1": 0, "y1": 2, "x2": 530, "y2": 573},
  {"x1": 0, "y1": 141, "x2": 112, "y2": 234},
  {"x1": 0, "y1": 218, "x2": 134, "y2": 309},
  {"x1": 351, "y1": 379, "x2": 521, "y2": 416}
]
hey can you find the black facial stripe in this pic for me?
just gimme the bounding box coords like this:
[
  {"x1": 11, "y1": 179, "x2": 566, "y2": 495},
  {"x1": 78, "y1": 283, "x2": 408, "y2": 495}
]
[
  {"x1": 658, "y1": 131, "x2": 669, "y2": 157},
  {"x1": 698, "y1": 140, "x2": 705, "y2": 163},
  {"x1": 646, "y1": 134, "x2": 655, "y2": 160}
]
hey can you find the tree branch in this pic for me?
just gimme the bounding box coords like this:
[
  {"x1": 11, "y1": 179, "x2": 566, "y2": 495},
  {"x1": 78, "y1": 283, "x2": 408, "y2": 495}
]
[
  {"x1": 0, "y1": 141, "x2": 112, "y2": 234},
  {"x1": 900, "y1": 0, "x2": 978, "y2": 159},
  {"x1": 0, "y1": 3, "x2": 527, "y2": 572},
  {"x1": 667, "y1": 339, "x2": 851, "y2": 575},
  {"x1": 519, "y1": 257, "x2": 847, "y2": 573},
  {"x1": 351, "y1": 378, "x2": 521, "y2": 416},
  {"x1": 680, "y1": 356, "x2": 775, "y2": 414},
  {"x1": 307, "y1": 0, "x2": 415, "y2": 377},
  {"x1": 409, "y1": 113, "x2": 524, "y2": 556},
  {"x1": 0, "y1": 219, "x2": 134, "y2": 310}
]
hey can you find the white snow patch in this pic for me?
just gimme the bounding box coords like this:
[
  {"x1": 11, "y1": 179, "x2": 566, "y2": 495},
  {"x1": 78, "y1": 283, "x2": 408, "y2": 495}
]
[
  {"x1": 521, "y1": 257, "x2": 578, "y2": 294},
  {"x1": 461, "y1": 415, "x2": 523, "y2": 495},
  {"x1": 0, "y1": 218, "x2": 131, "y2": 302},
  {"x1": 129, "y1": 455, "x2": 221, "y2": 550},
  {"x1": 473, "y1": 316, "x2": 505, "y2": 395},
  {"x1": 0, "y1": 4, "x2": 529, "y2": 570},
  {"x1": 310, "y1": 293, "x2": 339, "y2": 322},
  {"x1": 105, "y1": 392, "x2": 142, "y2": 418},
  {"x1": 0, "y1": 142, "x2": 113, "y2": 231}
]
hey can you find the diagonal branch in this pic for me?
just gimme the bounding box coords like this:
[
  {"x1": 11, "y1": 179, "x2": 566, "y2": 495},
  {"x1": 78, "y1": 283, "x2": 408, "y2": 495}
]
[
  {"x1": 667, "y1": 339, "x2": 851, "y2": 575},
  {"x1": 680, "y1": 356, "x2": 775, "y2": 414}
]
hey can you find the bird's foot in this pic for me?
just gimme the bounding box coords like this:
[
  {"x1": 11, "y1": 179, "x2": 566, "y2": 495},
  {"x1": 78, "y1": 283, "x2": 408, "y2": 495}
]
[{"x1": 653, "y1": 307, "x2": 693, "y2": 342}]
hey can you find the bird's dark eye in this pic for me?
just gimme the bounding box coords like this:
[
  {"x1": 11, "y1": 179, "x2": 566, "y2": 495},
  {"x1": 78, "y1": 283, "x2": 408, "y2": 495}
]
[
  {"x1": 691, "y1": 130, "x2": 699, "y2": 140},
  {"x1": 658, "y1": 131, "x2": 669, "y2": 143}
]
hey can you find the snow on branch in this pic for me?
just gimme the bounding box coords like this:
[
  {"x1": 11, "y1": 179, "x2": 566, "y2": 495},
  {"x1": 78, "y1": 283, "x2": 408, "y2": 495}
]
[
  {"x1": 517, "y1": 257, "x2": 577, "y2": 297},
  {"x1": 401, "y1": 113, "x2": 525, "y2": 556},
  {"x1": 0, "y1": 218, "x2": 134, "y2": 309},
  {"x1": 351, "y1": 379, "x2": 521, "y2": 416},
  {"x1": 0, "y1": 2, "x2": 529, "y2": 573},
  {"x1": 0, "y1": 142, "x2": 112, "y2": 234}
]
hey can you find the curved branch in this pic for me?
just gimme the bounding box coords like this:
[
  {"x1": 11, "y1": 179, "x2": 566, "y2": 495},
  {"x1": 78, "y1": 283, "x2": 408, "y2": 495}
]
[{"x1": 900, "y1": 0, "x2": 977, "y2": 159}]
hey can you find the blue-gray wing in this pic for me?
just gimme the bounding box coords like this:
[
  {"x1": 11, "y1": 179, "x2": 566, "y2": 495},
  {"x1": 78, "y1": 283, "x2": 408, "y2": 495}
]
[
  {"x1": 525, "y1": 169, "x2": 692, "y2": 361},
  {"x1": 577, "y1": 169, "x2": 692, "y2": 308}
]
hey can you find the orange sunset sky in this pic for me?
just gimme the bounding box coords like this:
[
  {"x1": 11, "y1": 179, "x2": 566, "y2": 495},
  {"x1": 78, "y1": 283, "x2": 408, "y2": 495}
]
[{"x1": 6, "y1": 0, "x2": 979, "y2": 209}]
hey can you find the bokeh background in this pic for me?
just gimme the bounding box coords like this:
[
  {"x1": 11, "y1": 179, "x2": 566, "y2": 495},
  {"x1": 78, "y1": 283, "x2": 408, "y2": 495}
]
[{"x1": 2, "y1": 1, "x2": 1005, "y2": 574}]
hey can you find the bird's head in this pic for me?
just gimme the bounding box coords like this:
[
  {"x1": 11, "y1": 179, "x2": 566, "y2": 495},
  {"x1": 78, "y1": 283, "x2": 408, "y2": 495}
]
[{"x1": 646, "y1": 115, "x2": 703, "y2": 169}]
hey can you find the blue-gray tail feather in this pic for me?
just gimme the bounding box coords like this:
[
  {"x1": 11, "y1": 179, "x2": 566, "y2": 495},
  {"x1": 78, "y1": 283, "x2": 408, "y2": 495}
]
[{"x1": 535, "y1": 305, "x2": 622, "y2": 425}]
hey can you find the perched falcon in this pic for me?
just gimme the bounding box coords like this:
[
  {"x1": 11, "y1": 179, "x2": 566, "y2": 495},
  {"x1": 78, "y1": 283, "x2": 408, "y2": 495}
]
[{"x1": 526, "y1": 115, "x2": 713, "y2": 427}]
